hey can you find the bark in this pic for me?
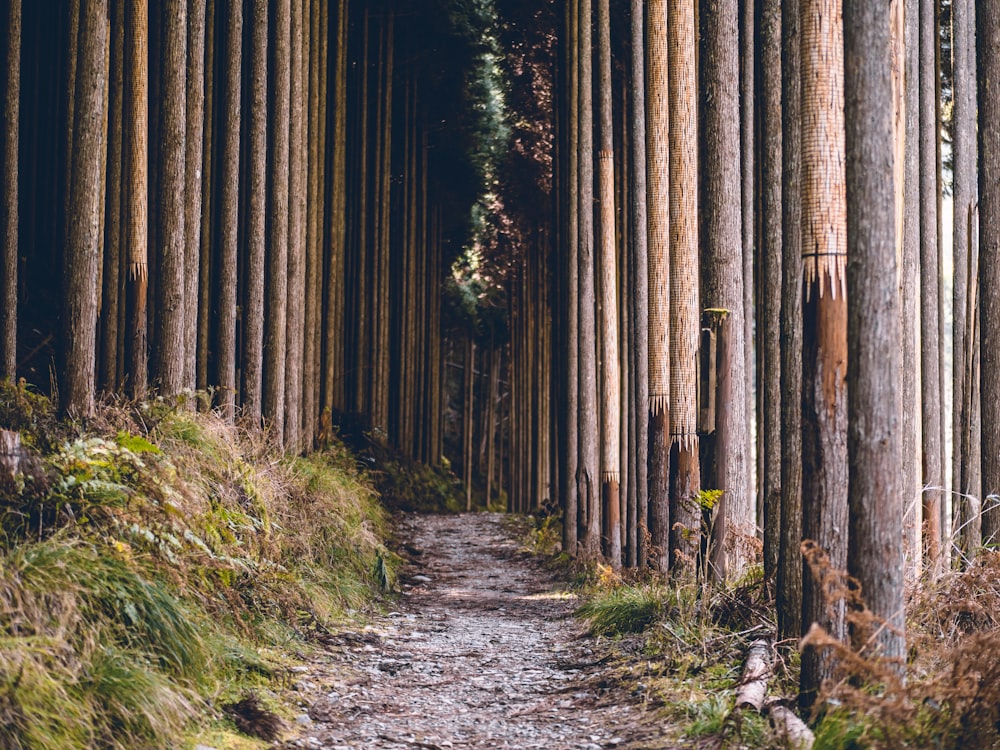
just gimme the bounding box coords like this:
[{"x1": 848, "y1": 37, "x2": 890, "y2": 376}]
[
  {"x1": 99, "y1": 0, "x2": 122, "y2": 391},
  {"x1": 577, "y1": 0, "x2": 600, "y2": 557},
  {"x1": 668, "y1": 0, "x2": 700, "y2": 574},
  {"x1": 979, "y1": 0, "x2": 1000, "y2": 546},
  {"x1": 776, "y1": 0, "x2": 803, "y2": 642},
  {"x1": 216, "y1": 0, "x2": 241, "y2": 421},
  {"x1": 844, "y1": 0, "x2": 906, "y2": 663},
  {"x1": 561, "y1": 0, "x2": 579, "y2": 556},
  {"x1": 760, "y1": 0, "x2": 782, "y2": 583},
  {"x1": 798, "y1": 0, "x2": 849, "y2": 709},
  {"x1": 920, "y1": 0, "x2": 942, "y2": 568},
  {"x1": 285, "y1": 0, "x2": 305, "y2": 450},
  {"x1": 740, "y1": 0, "x2": 755, "y2": 528},
  {"x1": 1, "y1": 0, "x2": 20, "y2": 380},
  {"x1": 702, "y1": 0, "x2": 751, "y2": 568},
  {"x1": 125, "y1": 0, "x2": 148, "y2": 400},
  {"x1": 242, "y1": 0, "x2": 267, "y2": 423},
  {"x1": 902, "y1": 0, "x2": 922, "y2": 571},
  {"x1": 734, "y1": 640, "x2": 772, "y2": 711},
  {"x1": 196, "y1": 0, "x2": 214, "y2": 395},
  {"x1": 628, "y1": 0, "x2": 649, "y2": 569},
  {"x1": 153, "y1": 0, "x2": 186, "y2": 396},
  {"x1": 647, "y1": 0, "x2": 670, "y2": 573},
  {"x1": 597, "y1": 0, "x2": 620, "y2": 568},
  {"x1": 303, "y1": 0, "x2": 320, "y2": 447},
  {"x1": 64, "y1": 0, "x2": 108, "y2": 417},
  {"x1": 183, "y1": 0, "x2": 206, "y2": 394},
  {"x1": 265, "y1": 0, "x2": 289, "y2": 440}
]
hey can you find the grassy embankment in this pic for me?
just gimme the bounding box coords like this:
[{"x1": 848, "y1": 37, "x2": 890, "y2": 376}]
[{"x1": 0, "y1": 382, "x2": 458, "y2": 749}]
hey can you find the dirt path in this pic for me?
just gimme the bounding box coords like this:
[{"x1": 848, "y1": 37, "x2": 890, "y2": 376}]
[{"x1": 280, "y1": 513, "x2": 669, "y2": 750}]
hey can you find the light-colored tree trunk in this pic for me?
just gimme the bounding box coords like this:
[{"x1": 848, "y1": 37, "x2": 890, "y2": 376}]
[
  {"x1": 285, "y1": 0, "x2": 305, "y2": 451},
  {"x1": 1, "y1": 0, "x2": 20, "y2": 381},
  {"x1": 183, "y1": 0, "x2": 205, "y2": 396},
  {"x1": 798, "y1": 0, "x2": 849, "y2": 710}
]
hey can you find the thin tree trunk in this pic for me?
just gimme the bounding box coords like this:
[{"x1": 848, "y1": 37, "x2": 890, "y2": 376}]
[
  {"x1": 702, "y1": 0, "x2": 751, "y2": 570},
  {"x1": 64, "y1": 0, "x2": 108, "y2": 417},
  {"x1": 760, "y1": 0, "x2": 783, "y2": 583},
  {"x1": 798, "y1": 0, "x2": 849, "y2": 710},
  {"x1": 196, "y1": 0, "x2": 214, "y2": 396},
  {"x1": 265, "y1": 0, "x2": 290, "y2": 440},
  {"x1": 183, "y1": 0, "x2": 206, "y2": 395},
  {"x1": 668, "y1": 0, "x2": 700, "y2": 575},
  {"x1": 153, "y1": 0, "x2": 186, "y2": 396},
  {"x1": 844, "y1": 0, "x2": 906, "y2": 664},
  {"x1": 978, "y1": 0, "x2": 1000, "y2": 547},
  {"x1": 1, "y1": 0, "x2": 21, "y2": 381},
  {"x1": 243, "y1": 0, "x2": 267, "y2": 423},
  {"x1": 99, "y1": 0, "x2": 122, "y2": 391},
  {"x1": 125, "y1": 0, "x2": 148, "y2": 400},
  {"x1": 285, "y1": 0, "x2": 305, "y2": 450},
  {"x1": 920, "y1": 0, "x2": 942, "y2": 569},
  {"x1": 465, "y1": 334, "x2": 475, "y2": 511},
  {"x1": 776, "y1": 0, "x2": 802, "y2": 642}
]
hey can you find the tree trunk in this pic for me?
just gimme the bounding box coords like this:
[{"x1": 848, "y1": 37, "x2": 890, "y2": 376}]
[
  {"x1": 702, "y1": 0, "x2": 751, "y2": 570},
  {"x1": 596, "y1": 0, "x2": 620, "y2": 568},
  {"x1": 265, "y1": 0, "x2": 289, "y2": 440},
  {"x1": 628, "y1": 0, "x2": 649, "y2": 569},
  {"x1": 979, "y1": 0, "x2": 1000, "y2": 547},
  {"x1": 776, "y1": 0, "x2": 803, "y2": 642},
  {"x1": 285, "y1": 0, "x2": 305, "y2": 451},
  {"x1": 183, "y1": 0, "x2": 206, "y2": 395},
  {"x1": 844, "y1": 0, "x2": 906, "y2": 664},
  {"x1": 668, "y1": 0, "x2": 700, "y2": 575},
  {"x1": 647, "y1": 0, "x2": 670, "y2": 573},
  {"x1": 920, "y1": 0, "x2": 942, "y2": 569},
  {"x1": 242, "y1": 0, "x2": 267, "y2": 423},
  {"x1": 64, "y1": 0, "x2": 108, "y2": 418},
  {"x1": 153, "y1": 0, "x2": 185, "y2": 396},
  {"x1": 798, "y1": 0, "x2": 849, "y2": 709},
  {"x1": 577, "y1": 0, "x2": 600, "y2": 557},
  {"x1": 1, "y1": 0, "x2": 20, "y2": 381},
  {"x1": 125, "y1": 0, "x2": 148, "y2": 400},
  {"x1": 760, "y1": 0, "x2": 783, "y2": 583},
  {"x1": 99, "y1": 0, "x2": 122, "y2": 392}
]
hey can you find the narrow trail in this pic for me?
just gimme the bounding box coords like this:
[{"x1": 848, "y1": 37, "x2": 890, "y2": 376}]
[{"x1": 281, "y1": 513, "x2": 670, "y2": 749}]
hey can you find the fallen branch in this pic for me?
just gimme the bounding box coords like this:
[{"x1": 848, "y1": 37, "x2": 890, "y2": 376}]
[
  {"x1": 766, "y1": 699, "x2": 815, "y2": 750},
  {"x1": 734, "y1": 639, "x2": 772, "y2": 711}
]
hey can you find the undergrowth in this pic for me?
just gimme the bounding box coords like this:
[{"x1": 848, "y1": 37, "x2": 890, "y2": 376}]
[{"x1": 0, "y1": 382, "x2": 396, "y2": 749}]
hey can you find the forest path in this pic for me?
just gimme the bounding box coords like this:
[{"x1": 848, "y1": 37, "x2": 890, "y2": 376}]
[{"x1": 281, "y1": 513, "x2": 671, "y2": 750}]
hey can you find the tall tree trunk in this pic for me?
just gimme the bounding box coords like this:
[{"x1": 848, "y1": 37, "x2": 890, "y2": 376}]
[
  {"x1": 628, "y1": 0, "x2": 649, "y2": 569},
  {"x1": 596, "y1": 0, "x2": 620, "y2": 568},
  {"x1": 798, "y1": 0, "x2": 849, "y2": 709},
  {"x1": 196, "y1": 0, "x2": 214, "y2": 396},
  {"x1": 702, "y1": 0, "x2": 751, "y2": 570},
  {"x1": 920, "y1": 0, "x2": 942, "y2": 569},
  {"x1": 760, "y1": 0, "x2": 783, "y2": 583},
  {"x1": 776, "y1": 0, "x2": 803, "y2": 642},
  {"x1": 844, "y1": 0, "x2": 906, "y2": 664},
  {"x1": 285, "y1": 0, "x2": 305, "y2": 451},
  {"x1": 100, "y1": 0, "x2": 122, "y2": 392},
  {"x1": 64, "y1": 0, "x2": 108, "y2": 418},
  {"x1": 153, "y1": 0, "x2": 185, "y2": 396},
  {"x1": 740, "y1": 0, "x2": 755, "y2": 534},
  {"x1": 265, "y1": 0, "x2": 290, "y2": 440},
  {"x1": 243, "y1": 0, "x2": 267, "y2": 423},
  {"x1": 577, "y1": 0, "x2": 600, "y2": 557},
  {"x1": 902, "y1": 0, "x2": 922, "y2": 571},
  {"x1": 125, "y1": 0, "x2": 148, "y2": 400},
  {"x1": 668, "y1": 0, "x2": 700, "y2": 575},
  {"x1": 561, "y1": 0, "x2": 580, "y2": 556},
  {"x1": 1, "y1": 0, "x2": 20, "y2": 381},
  {"x1": 979, "y1": 0, "x2": 1000, "y2": 547},
  {"x1": 183, "y1": 0, "x2": 206, "y2": 395}
]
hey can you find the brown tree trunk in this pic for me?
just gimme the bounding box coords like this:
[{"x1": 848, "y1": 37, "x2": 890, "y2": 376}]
[
  {"x1": 183, "y1": 0, "x2": 206, "y2": 395},
  {"x1": 99, "y1": 0, "x2": 122, "y2": 392},
  {"x1": 760, "y1": 0, "x2": 783, "y2": 583},
  {"x1": 668, "y1": 0, "x2": 700, "y2": 575},
  {"x1": 1, "y1": 0, "x2": 21, "y2": 381},
  {"x1": 844, "y1": 0, "x2": 906, "y2": 664},
  {"x1": 153, "y1": 0, "x2": 186, "y2": 396},
  {"x1": 64, "y1": 0, "x2": 108, "y2": 417},
  {"x1": 979, "y1": 0, "x2": 1000, "y2": 547},
  {"x1": 647, "y1": 0, "x2": 670, "y2": 573},
  {"x1": 196, "y1": 0, "x2": 214, "y2": 396},
  {"x1": 702, "y1": 0, "x2": 751, "y2": 570},
  {"x1": 125, "y1": 0, "x2": 148, "y2": 400},
  {"x1": 285, "y1": 0, "x2": 305, "y2": 451},
  {"x1": 798, "y1": 0, "x2": 849, "y2": 709},
  {"x1": 242, "y1": 0, "x2": 267, "y2": 423},
  {"x1": 920, "y1": 0, "x2": 942, "y2": 569},
  {"x1": 777, "y1": 0, "x2": 803, "y2": 642}
]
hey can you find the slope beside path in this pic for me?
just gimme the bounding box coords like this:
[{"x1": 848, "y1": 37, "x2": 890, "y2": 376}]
[{"x1": 280, "y1": 513, "x2": 670, "y2": 750}]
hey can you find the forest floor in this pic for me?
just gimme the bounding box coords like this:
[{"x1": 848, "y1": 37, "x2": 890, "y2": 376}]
[{"x1": 278, "y1": 513, "x2": 673, "y2": 750}]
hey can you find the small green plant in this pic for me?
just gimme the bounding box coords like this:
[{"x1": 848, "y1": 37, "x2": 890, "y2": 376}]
[{"x1": 577, "y1": 584, "x2": 666, "y2": 636}]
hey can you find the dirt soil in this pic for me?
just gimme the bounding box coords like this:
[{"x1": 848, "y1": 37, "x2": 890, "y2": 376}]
[{"x1": 279, "y1": 513, "x2": 672, "y2": 750}]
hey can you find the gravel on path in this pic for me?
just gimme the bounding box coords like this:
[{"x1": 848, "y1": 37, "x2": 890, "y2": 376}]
[{"x1": 280, "y1": 513, "x2": 671, "y2": 750}]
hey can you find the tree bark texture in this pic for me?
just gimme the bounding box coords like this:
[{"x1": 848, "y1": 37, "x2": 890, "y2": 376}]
[{"x1": 1, "y1": 0, "x2": 20, "y2": 381}]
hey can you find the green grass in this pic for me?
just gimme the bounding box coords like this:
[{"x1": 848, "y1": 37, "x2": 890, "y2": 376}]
[{"x1": 577, "y1": 584, "x2": 667, "y2": 636}]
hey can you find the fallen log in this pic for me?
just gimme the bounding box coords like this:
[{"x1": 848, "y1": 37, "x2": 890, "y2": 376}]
[
  {"x1": 767, "y1": 699, "x2": 815, "y2": 750},
  {"x1": 734, "y1": 639, "x2": 772, "y2": 711}
]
